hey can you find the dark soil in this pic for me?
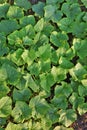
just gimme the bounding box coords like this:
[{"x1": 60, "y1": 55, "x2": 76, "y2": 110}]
[{"x1": 71, "y1": 113, "x2": 87, "y2": 130}]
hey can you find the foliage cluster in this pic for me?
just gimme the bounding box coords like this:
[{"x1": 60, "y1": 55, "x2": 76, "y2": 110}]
[{"x1": 0, "y1": 0, "x2": 87, "y2": 129}]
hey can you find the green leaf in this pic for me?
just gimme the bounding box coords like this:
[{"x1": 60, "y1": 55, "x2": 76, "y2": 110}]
[
  {"x1": 59, "y1": 109, "x2": 77, "y2": 127},
  {"x1": 0, "y1": 117, "x2": 6, "y2": 126},
  {"x1": 78, "y1": 85, "x2": 87, "y2": 97},
  {"x1": 28, "y1": 63, "x2": 40, "y2": 76},
  {"x1": 0, "y1": 67, "x2": 7, "y2": 82},
  {"x1": 51, "y1": 10, "x2": 63, "y2": 23},
  {"x1": 9, "y1": 48, "x2": 24, "y2": 66},
  {"x1": 38, "y1": 44, "x2": 51, "y2": 61},
  {"x1": 24, "y1": 74, "x2": 39, "y2": 92},
  {"x1": 12, "y1": 101, "x2": 32, "y2": 123},
  {"x1": 16, "y1": 76, "x2": 26, "y2": 90},
  {"x1": 83, "y1": 12, "x2": 87, "y2": 22},
  {"x1": 81, "y1": 79, "x2": 87, "y2": 87},
  {"x1": 7, "y1": 6, "x2": 24, "y2": 19},
  {"x1": 0, "y1": 82, "x2": 10, "y2": 98},
  {"x1": 32, "y1": 2, "x2": 45, "y2": 17},
  {"x1": 61, "y1": 3, "x2": 81, "y2": 20},
  {"x1": 51, "y1": 95, "x2": 68, "y2": 109},
  {"x1": 81, "y1": 0, "x2": 87, "y2": 8},
  {"x1": 47, "y1": 107, "x2": 59, "y2": 124},
  {"x1": 69, "y1": 92, "x2": 84, "y2": 109},
  {"x1": 2, "y1": 63, "x2": 21, "y2": 85},
  {"x1": 19, "y1": 15, "x2": 36, "y2": 27},
  {"x1": 29, "y1": 96, "x2": 50, "y2": 115},
  {"x1": 14, "y1": 0, "x2": 31, "y2": 10},
  {"x1": 0, "y1": 96, "x2": 12, "y2": 117},
  {"x1": 44, "y1": 5, "x2": 56, "y2": 20},
  {"x1": 5, "y1": 122, "x2": 23, "y2": 130},
  {"x1": 55, "y1": 82, "x2": 73, "y2": 98},
  {"x1": 34, "y1": 18, "x2": 44, "y2": 32},
  {"x1": 78, "y1": 103, "x2": 87, "y2": 115},
  {"x1": 72, "y1": 22, "x2": 87, "y2": 38},
  {"x1": 13, "y1": 88, "x2": 32, "y2": 102},
  {"x1": 40, "y1": 72, "x2": 55, "y2": 92},
  {"x1": 69, "y1": 63, "x2": 87, "y2": 81},
  {"x1": 0, "y1": 33, "x2": 6, "y2": 44},
  {"x1": 77, "y1": 40, "x2": 87, "y2": 59},
  {"x1": 0, "y1": 19, "x2": 20, "y2": 35},
  {"x1": 50, "y1": 31, "x2": 68, "y2": 47},
  {"x1": 0, "y1": 3, "x2": 9, "y2": 18},
  {"x1": 57, "y1": 18, "x2": 73, "y2": 33},
  {"x1": 42, "y1": 22, "x2": 54, "y2": 36},
  {"x1": 51, "y1": 66, "x2": 67, "y2": 82},
  {"x1": 33, "y1": 34, "x2": 49, "y2": 51},
  {"x1": 59, "y1": 57, "x2": 74, "y2": 69},
  {"x1": 0, "y1": 42, "x2": 9, "y2": 56}
]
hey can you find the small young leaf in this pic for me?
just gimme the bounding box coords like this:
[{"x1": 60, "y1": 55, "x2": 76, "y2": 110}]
[{"x1": 59, "y1": 109, "x2": 77, "y2": 127}]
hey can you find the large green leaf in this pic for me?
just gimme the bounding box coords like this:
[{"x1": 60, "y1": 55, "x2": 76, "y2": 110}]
[
  {"x1": 59, "y1": 56, "x2": 74, "y2": 69},
  {"x1": 50, "y1": 31, "x2": 68, "y2": 47},
  {"x1": 61, "y1": 3, "x2": 81, "y2": 19},
  {"x1": 37, "y1": 44, "x2": 51, "y2": 61},
  {"x1": 0, "y1": 96, "x2": 12, "y2": 117},
  {"x1": 69, "y1": 63, "x2": 87, "y2": 81},
  {"x1": 55, "y1": 82, "x2": 73, "y2": 98},
  {"x1": 7, "y1": 6, "x2": 24, "y2": 19},
  {"x1": 0, "y1": 20, "x2": 20, "y2": 35},
  {"x1": 59, "y1": 109, "x2": 77, "y2": 127},
  {"x1": 51, "y1": 95, "x2": 68, "y2": 109},
  {"x1": 13, "y1": 88, "x2": 32, "y2": 102},
  {"x1": 72, "y1": 22, "x2": 87, "y2": 38},
  {"x1": 12, "y1": 101, "x2": 32, "y2": 123},
  {"x1": 57, "y1": 18, "x2": 73, "y2": 33},
  {"x1": 29, "y1": 96, "x2": 50, "y2": 115},
  {"x1": 51, "y1": 66, "x2": 67, "y2": 82},
  {"x1": 1, "y1": 63, "x2": 21, "y2": 85},
  {"x1": 69, "y1": 92, "x2": 84, "y2": 109}
]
